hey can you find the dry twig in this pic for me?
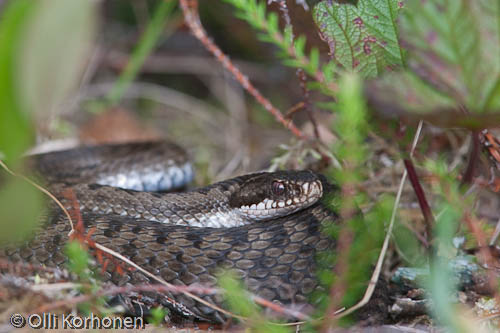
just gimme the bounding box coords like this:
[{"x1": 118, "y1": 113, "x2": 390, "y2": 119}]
[
  {"x1": 178, "y1": 0, "x2": 307, "y2": 140},
  {"x1": 35, "y1": 283, "x2": 220, "y2": 313}
]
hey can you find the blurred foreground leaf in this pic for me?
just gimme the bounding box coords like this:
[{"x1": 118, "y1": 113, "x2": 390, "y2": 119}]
[
  {"x1": 313, "y1": 75, "x2": 389, "y2": 328},
  {"x1": 401, "y1": 0, "x2": 500, "y2": 110},
  {"x1": 218, "y1": 270, "x2": 287, "y2": 332},
  {"x1": 0, "y1": 0, "x2": 97, "y2": 245},
  {"x1": 367, "y1": 0, "x2": 500, "y2": 128},
  {"x1": 0, "y1": 177, "x2": 44, "y2": 245},
  {"x1": 0, "y1": 0, "x2": 36, "y2": 160},
  {"x1": 19, "y1": 0, "x2": 97, "y2": 118},
  {"x1": 148, "y1": 307, "x2": 169, "y2": 327},
  {"x1": 65, "y1": 241, "x2": 92, "y2": 280},
  {"x1": 424, "y1": 160, "x2": 464, "y2": 331},
  {"x1": 366, "y1": 71, "x2": 500, "y2": 129}
]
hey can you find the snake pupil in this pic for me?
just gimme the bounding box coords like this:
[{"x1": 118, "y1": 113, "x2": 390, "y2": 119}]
[{"x1": 272, "y1": 181, "x2": 285, "y2": 196}]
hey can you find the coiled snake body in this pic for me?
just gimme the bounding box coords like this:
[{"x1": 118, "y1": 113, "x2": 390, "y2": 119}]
[{"x1": 2, "y1": 141, "x2": 338, "y2": 323}]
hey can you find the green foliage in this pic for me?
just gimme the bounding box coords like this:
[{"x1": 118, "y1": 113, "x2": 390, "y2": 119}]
[
  {"x1": 369, "y1": 0, "x2": 500, "y2": 128},
  {"x1": 218, "y1": 270, "x2": 288, "y2": 332},
  {"x1": 0, "y1": 0, "x2": 37, "y2": 161},
  {"x1": 401, "y1": 0, "x2": 500, "y2": 111},
  {"x1": 148, "y1": 307, "x2": 169, "y2": 326},
  {"x1": 313, "y1": 0, "x2": 404, "y2": 78},
  {"x1": 20, "y1": 0, "x2": 97, "y2": 117},
  {"x1": 0, "y1": 0, "x2": 96, "y2": 161},
  {"x1": 65, "y1": 241, "x2": 93, "y2": 281},
  {"x1": 223, "y1": 0, "x2": 321, "y2": 78},
  {"x1": 65, "y1": 241, "x2": 107, "y2": 315},
  {"x1": 0, "y1": 0, "x2": 95, "y2": 246},
  {"x1": 218, "y1": 270, "x2": 258, "y2": 318},
  {"x1": 0, "y1": 177, "x2": 45, "y2": 245},
  {"x1": 106, "y1": 0, "x2": 177, "y2": 106},
  {"x1": 393, "y1": 219, "x2": 427, "y2": 266},
  {"x1": 313, "y1": 75, "x2": 390, "y2": 324},
  {"x1": 334, "y1": 74, "x2": 368, "y2": 182},
  {"x1": 422, "y1": 160, "x2": 466, "y2": 332}
]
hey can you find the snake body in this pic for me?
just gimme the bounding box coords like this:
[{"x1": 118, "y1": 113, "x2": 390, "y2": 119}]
[{"x1": 3, "y1": 142, "x2": 338, "y2": 323}]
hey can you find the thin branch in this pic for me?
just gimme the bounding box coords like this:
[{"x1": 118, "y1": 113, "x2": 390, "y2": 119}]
[
  {"x1": 35, "y1": 283, "x2": 219, "y2": 313},
  {"x1": 270, "y1": 0, "x2": 321, "y2": 140},
  {"x1": 403, "y1": 158, "x2": 434, "y2": 248},
  {"x1": 297, "y1": 68, "x2": 320, "y2": 140},
  {"x1": 252, "y1": 295, "x2": 310, "y2": 321},
  {"x1": 178, "y1": 0, "x2": 306, "y2": 140},
  {"x1": 321, "y1": 226, "x2": 354, "y2": 331},
  {"x1": 238, "y1": 0, "x2": 337, "y2": 93},
  {"x1": 0, "y1": 258, "x2": 69, "y2": 275},
  {"x1": 461, "y1": 131, "x2": 480, "y2": 185},
  {"x1": 90, "y1": 241, "x2": 242, "y2": 320}
]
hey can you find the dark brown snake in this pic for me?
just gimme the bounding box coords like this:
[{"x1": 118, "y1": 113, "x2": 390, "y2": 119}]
[{"x1": 1, "y1": 141, "x2": 339, "y2": 323}]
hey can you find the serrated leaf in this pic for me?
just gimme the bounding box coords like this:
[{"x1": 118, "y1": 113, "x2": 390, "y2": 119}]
[
  {"x1": 400, "y1": 0, "x2": 500, "y2": 111},
  {"x1": 313, "y1": 0, "x2": 404, "y2": 78}
]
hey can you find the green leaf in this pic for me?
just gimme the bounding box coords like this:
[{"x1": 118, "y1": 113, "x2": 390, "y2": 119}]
[
  {"x1": 313, "y1": 0, "x2": 404, "y2": 78},
  {"x1": 0, "y1": 0, "x2": 37, "y2": 161},
  {"x1": 267, "y1": 11, "x2": 279, "y2": 32},
  {"x1": 367, "y1": 0, "x2": 500, "y2": 128},
  {"x1": 309, "y1": 47, "x2": 320, "y2": 74},
  {"x1": 322, "y1": 61, "x2": 337, "y2": 83},
  {"x1": 0, "y1": 177, "x2": 45, "y2": 246},
  {"x1": 282, "y1": 58, "x2": 302, "y2": 68},
  {"x1": 218, "y1": 270, "x2": 287, "y2": 332},
  {"x1": 400, "y1": 0, "x2": 500, "y2": 111},
  {"x1": 148, "y1": 307, "x2": 168, "y2": 326},
  {"x1": 218, "y1": 270, "x2": 257, "y2": 318},
  {"x1": 65, "y1": 241, "x2": 92, "y2": 281},
  {"x1": 294, "y1": 35, "x2": 307, "y2": 58}
]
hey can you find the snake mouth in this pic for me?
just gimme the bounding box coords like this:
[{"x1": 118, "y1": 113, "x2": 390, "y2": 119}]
[{"x1": 238, "y1": 179, "x2": 323, "y2": 221}]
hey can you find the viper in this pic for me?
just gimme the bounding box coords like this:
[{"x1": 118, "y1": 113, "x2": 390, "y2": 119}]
[{"x1": 1, "y1": 141, "x2": 339, "y2": 323}]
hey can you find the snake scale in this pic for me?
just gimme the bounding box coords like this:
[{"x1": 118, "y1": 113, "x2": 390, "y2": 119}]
[{"x1": 2, "y1": 141, "x2": 339, "y2": 323}]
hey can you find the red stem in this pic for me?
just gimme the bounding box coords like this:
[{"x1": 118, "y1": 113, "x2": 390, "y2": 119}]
[{"x1": 404, "y1": 158, "x2": 434, "y2": 248}]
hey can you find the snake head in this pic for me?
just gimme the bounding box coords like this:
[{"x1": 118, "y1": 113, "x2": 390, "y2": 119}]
[{"x1": 229, "y1": 170, "x2": 323, "y2": 221}]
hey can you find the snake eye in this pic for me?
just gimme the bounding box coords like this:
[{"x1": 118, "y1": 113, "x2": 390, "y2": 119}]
[{"x1": 272, "y1": 181, "x2": 285, "y2": 196}]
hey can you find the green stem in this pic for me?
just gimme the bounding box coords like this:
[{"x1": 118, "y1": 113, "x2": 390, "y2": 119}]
[{"x1": 106, "y1": 0, "x2": 176, "y2": 106}]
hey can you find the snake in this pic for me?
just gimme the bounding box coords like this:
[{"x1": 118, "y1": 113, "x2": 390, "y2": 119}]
[{"x1": 1, "y1": 141, "x2": 338, "y2": 323}]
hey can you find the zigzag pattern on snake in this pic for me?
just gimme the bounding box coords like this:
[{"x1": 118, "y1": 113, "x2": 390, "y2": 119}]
[{"x1": 1, "y1": 141, "x2": 339, "y2": 323}]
